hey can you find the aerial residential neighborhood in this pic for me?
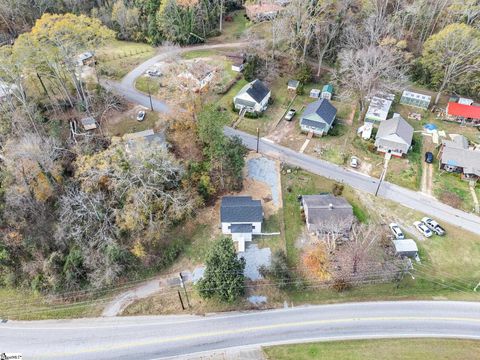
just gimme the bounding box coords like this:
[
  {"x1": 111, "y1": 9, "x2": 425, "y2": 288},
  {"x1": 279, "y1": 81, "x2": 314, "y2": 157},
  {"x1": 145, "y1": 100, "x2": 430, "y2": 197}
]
[{"x1": 1, "y1": 1, "x2": 480, "y2": 360}]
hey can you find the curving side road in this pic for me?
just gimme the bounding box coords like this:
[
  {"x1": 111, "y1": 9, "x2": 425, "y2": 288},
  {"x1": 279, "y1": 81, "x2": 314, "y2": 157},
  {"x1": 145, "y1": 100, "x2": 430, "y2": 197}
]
[
  {"x1": 2, "y1": 301, "x2": 480, "y2": 359},
  {"x1": 102, "y1": 42, "x2": 480, "y2": 236}
]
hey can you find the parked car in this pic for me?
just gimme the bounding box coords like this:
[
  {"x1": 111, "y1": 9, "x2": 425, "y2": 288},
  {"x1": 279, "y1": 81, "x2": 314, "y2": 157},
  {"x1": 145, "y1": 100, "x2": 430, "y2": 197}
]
[
  {"x1": 425, "y1": 151, "x2": 433, "y2": 163},
  {"x1": 421, "y1": 217, "x2": 445, "y2": 236},
  {"x1": 389, "y1": 222, "x2": 405, "y2": 239},
  {"x1": 146, "y1": 69, "x2": 162, "y2": 77},
  {"x1": 350, "y1": 156, "x2": 359, "y2": 168},
  {"x1": 413, "y1": 221, "x2": 433, "y2": 238},
  {"x1": 136, "y1": 110, "x2": 146, "y2": 122},
  {"x1": 284, "y1": 109, "x2": 296, "y2": 121}
]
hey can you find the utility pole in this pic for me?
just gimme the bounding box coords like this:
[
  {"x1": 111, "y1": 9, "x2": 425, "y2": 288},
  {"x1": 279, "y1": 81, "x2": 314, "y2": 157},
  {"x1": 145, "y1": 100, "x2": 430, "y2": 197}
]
[
  {"x1": 147, "y1": 82, "x2": 154, "y2": 111},
  {"x1": 177, "y1": 290, "x2": 185, "y2": 310},
  {"x1": 256, "y1": 127, "x2": 260, "y2": 153},
  {"x1": 179, "y1": 273, "x2": 191, "y2": 308},
  {"x1": 375, "y1": 167, "x2": 386, "y2": 197}
]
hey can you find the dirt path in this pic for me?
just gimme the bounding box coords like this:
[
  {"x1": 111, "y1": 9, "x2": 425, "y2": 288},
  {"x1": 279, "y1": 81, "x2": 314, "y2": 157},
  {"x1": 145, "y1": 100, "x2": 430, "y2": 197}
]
[{"x1": 421, "y1": 162, "x2": 434, "y2": 196}]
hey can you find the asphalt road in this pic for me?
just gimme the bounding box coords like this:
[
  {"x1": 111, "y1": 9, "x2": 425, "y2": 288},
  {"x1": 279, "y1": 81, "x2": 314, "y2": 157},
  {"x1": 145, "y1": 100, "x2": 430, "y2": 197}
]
[
  {"x1": 2, "y1": 301, "x2": 480, "y2": 359},
  {"x1": 101, "y1": 43, "x2": 480, "y2": 236},
  {"x1": 225, "y1": 127, "x2": 480, "y2": 235}
]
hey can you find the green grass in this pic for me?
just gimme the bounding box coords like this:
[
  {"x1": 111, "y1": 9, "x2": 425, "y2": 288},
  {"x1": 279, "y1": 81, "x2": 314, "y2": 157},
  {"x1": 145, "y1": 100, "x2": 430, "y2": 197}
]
[
  {"x1": 257, "y1": 210, "x2": 285, "y2": 253},
  {"x1": 104, "y1": 111, "x2": 160, "y2": 137},
  {"x1": 96, "y1": 40, "x2": 155, "y2": 80},
  {"x1": 282, "y1": 170, "x2": 370, "y2": 265},
  {"x1": 263, "y1": 338, "x2": 480, "y2": 360},
  {"x1": 181, "y1": 49, "x2": 218, "y2": 60},
  {"x1": 0, "y1": 288, "x2": 103, "y2": 320},
  {"x1": 135, "y1": 76, "x2": 161, "y2": 94},
  {"x1": 209, "y1": 10, "x2": 250, "y2": 42}
]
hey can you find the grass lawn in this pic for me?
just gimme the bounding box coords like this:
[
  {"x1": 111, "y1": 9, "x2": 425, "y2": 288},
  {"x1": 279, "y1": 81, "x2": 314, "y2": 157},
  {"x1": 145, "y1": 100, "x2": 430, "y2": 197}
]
[
  {"x1": 104, "y1": 110, "x2": 161, "y2": 137},
  {"x1": 0, "y1": 288, "x2": 104, "y2": 320},
  {"x1": 96, "y1": 40, "x2": 155, "y2": 80},
  {"x1": 209, "y1": 10, "x2": 250, "y2": 43},
  {"x1": 281, "y1": 170, "x2": 370, "y2": 265},
  {"x1": 135, "y1": 76, "x2": 161, "y2": 94},
  {"x1": 263, "y1": 338, "x2": 480, "y2": 360},
  {"x1": 181, "y1": 49, "x2": 219, "y2": 60},
  {"x1": 257, "y1": 210, "x2": 285, "y2": 253}
]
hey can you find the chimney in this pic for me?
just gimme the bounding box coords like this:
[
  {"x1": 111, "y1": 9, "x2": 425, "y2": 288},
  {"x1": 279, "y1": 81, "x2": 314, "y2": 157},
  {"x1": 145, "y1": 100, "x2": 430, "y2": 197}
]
[{"x1": 329, "y1": 203, "x2": 334, "y2": 210}]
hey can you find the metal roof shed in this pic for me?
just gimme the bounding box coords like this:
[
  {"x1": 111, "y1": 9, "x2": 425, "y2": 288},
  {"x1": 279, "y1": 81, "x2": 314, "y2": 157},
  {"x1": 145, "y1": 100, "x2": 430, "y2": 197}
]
[{"x1": 393, "y1": 239, "x2": 418, "y2": 258}]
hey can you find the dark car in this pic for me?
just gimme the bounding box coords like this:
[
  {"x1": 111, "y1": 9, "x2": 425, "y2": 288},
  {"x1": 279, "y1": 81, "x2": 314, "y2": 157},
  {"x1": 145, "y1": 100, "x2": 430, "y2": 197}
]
[{"x1": 425, "y1": 151, "x2": 434, "y2": 163}]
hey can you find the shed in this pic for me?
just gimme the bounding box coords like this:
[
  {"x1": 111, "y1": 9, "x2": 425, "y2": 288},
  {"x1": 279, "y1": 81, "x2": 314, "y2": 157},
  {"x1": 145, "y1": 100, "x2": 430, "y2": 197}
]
[
  {"x1": 80, "y1": 116, "x2": 97, "y2": 131},
  {"x1": 392, "y1": 239, "x2": 418, "y2": 259},
  {"x1": 365, "y1": 96, "x2": 393, "y2": 123},
  {"x1": 400, "y1": 90, "x2": 431, "y2": 110},
  {"x1": 310, "y1": 88, "x2": 321, "y2": 98},
  {"x1": 321, "y1": 84, "x2": 333, "y2": 100},
  {"x1": 287, "y1": 79, "x2": 300, "y2": 91}
]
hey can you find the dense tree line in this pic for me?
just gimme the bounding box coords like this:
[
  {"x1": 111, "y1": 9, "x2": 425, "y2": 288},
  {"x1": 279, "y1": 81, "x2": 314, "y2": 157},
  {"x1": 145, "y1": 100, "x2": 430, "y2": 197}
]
[{"x1": 0, "y1": 0, "x2": 242, "y2": 45}]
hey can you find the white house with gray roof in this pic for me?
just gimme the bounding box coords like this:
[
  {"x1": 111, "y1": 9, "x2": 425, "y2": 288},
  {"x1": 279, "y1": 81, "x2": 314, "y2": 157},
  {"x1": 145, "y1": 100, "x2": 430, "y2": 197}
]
[
  {"x1": 299, "y1": 98, "x2": 337, "y2": 136},
  {"x1": 439, "y1": 135, "x2": 480, "y2": 180},
  {"x1": 374, "y1": 114, "x2": 414, "y2": 157},
  {"x1": 220, "y1": 196, "x2": 263, "y2": 252},
  {"x1": 233, "y1": 79, "x2": 271, "y2": 114}
]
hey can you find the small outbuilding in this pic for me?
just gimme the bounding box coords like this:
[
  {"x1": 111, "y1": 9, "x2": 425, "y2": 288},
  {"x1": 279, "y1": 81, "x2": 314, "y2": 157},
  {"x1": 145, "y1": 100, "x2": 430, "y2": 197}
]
[
  {"x1": 287, "y1": 79, "x2": 300, "y2": 91},
  {"x1": 392, "y1": 239, "x2": 419, "y2": 259},
  {"x1": 365, "y1": 96, "x2": 393, "y2": 123},
  {"x1": 400, "y1": 90, "x2": 431, "y2": 110},
  {"x1": 80, "y1": 116, "x2": 97, "y2": 131},
  {"x1": 320, "y1": 84, "x2": 333, "y2": 100},
  {"x1": 446, "y1": 102, "x2": 480, "y2": 126},
  {"x1": 310, "y1": 88, "x2": 321, "y2": 98}
]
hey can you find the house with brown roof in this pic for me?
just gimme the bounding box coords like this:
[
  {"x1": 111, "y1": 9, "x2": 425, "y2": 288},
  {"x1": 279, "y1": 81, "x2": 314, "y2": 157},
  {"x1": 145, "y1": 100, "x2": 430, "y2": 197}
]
[{"x1": 245, "y1": 2, "x2": 283, "y2": 22}]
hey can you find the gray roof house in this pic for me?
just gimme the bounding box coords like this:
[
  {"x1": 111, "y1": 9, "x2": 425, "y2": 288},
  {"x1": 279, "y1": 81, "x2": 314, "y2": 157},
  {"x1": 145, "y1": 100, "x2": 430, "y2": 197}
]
[
  {"x1": 439, "y1": 135, "x2": 480, "y2": 180},
  {"x1": 374, "y1": 114, "x2": 414, "y2": 156},
  {"x1": 299, "y1": 99, "x2": 337, "y2": 136},
  {"x1": 302, "y1": 194, "x2": 354, "y2": 239},
  {"x1": 221, "y1": 196, "x2": 263, "y2": 252},
  {"x1": 233, "y1": 79, "x2": 271, "y2": 114}
]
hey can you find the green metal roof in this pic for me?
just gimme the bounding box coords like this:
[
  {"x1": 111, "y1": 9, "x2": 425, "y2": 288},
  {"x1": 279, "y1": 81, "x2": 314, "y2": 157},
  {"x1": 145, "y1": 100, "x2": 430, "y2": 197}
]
[{"x1": 322, "y1": 84, "x2": 333, "y2": 93}]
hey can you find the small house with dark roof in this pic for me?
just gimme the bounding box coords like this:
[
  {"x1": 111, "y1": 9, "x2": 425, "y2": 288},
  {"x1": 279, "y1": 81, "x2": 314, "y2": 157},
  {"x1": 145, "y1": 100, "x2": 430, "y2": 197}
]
[
  {"x1": 220, "y1": 196, "x2": 263, "y2": 252},
  {"x1": 300, "y1": 98, "x2": 337, "y2": 136},
  {"x1": 374, "y1": 114, "x2": 413, "y2": 157},
  {"x1": 302, "y1": 194, "x2": 354, "y2": 239},
  {"x1": 233, "y1": 79, "x2": 271, "y2": 114}
]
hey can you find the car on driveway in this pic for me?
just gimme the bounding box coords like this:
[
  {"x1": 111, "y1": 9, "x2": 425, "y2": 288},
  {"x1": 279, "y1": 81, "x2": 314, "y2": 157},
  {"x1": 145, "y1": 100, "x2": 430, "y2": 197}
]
[
  {"x1": 350, "y1": 157, "x2": 359, "y2": 168},
  {"x1": 136, "y1": 110, "x2": 146, "y2": 122},
  {"x1": 284, "y1": 109, "x2": 296, "y2": 121},
  {"x1": 389, "y1": 223, "x2": 405, "y2": 239},
  {"x1": 422, "y1": 217, "x2": 445, "y2": 236},
  {"x1": 413, "y1": 221, "x2": 433, "y2": 238},
  {"x1": 425, "y1": 151, "x2": 433, "y2": 163}
]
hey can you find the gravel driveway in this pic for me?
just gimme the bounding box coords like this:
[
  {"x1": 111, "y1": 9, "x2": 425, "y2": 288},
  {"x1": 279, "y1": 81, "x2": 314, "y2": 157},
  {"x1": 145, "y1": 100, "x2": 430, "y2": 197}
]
[
  {"x1": 247, "y1": 157, "x2": 279, "y2": 206},
  {"x1": 240, "y1": 243, "x2": 271, "y2": 281}
]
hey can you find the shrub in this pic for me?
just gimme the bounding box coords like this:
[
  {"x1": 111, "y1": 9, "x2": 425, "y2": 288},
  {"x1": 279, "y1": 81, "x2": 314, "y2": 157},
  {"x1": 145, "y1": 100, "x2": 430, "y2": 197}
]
[
  {"x1": 259, "y1": 250, "x2": 294, "y2": 290},
  {"x1": 332, "y1": 183, "x2": 344, "y2": 196}
]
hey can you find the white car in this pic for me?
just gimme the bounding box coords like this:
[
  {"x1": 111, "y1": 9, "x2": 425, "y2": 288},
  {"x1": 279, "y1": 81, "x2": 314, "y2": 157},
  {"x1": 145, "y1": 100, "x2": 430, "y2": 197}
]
[
  {"x1": 350, "y1": 157, "x2": 359, "y2": 168},
  {"x1": 422, "y1": 217, "x2": 445, "y2": 236},
  {"x1": 389, "y1": 223, "x2": 404, "y2": 239},
  {"x1": 413, "y1": 221, "x2": 433, "y2": 238},
  {"x1": 136, "y1": 110, "x2": 146, "y2": 122},
  {"x1": 284, "y1": 109, "x2": 296, "y2": 121}
]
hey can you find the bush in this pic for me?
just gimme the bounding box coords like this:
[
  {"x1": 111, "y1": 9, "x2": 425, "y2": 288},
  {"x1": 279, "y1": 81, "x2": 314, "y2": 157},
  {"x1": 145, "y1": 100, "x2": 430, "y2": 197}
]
[
  {"x1": 332, "y1": 278, "x2": 351, "y2": 292},
  {"x1": 332, "y1": 183, "x2": 344, "y2": 196}
]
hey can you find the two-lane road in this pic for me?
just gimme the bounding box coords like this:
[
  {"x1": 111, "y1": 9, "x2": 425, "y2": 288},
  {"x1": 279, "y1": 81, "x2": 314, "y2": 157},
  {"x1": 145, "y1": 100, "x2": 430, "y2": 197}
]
[
  {"x1": 2, "y1": 301, "x2": 480, "y2": 359},
  {"x1": 101, "y1": 43, "x2": 480, "y2": 235}
]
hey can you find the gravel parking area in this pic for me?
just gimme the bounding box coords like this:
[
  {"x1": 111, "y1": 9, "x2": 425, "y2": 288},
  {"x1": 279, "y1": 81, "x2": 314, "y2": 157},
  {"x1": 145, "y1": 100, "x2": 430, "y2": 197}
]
[
  {"x1": 247, "y1": 157, "x2": 279, "y2": 206},
  {"x1": 240, "y1": 243, "x2": 271, "y2": 281}
]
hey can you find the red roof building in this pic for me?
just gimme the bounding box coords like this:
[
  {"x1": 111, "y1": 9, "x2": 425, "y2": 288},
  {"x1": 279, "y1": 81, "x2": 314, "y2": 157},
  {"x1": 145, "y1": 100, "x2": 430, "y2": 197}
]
[{"x1": 447, "y1": 102, "x2": 480, "y2": 120}]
